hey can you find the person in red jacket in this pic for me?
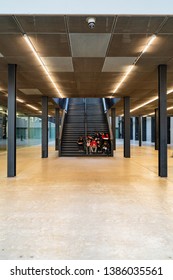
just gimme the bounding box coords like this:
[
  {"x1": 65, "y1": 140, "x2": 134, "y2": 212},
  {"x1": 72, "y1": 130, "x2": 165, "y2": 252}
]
[{"x1": 90, "y1": 139, "x2": 97, "y2": 153}]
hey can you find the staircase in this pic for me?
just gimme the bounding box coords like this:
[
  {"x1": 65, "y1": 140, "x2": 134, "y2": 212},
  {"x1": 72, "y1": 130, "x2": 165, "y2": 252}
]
[
  {"x1": 61, "y1": 98, "x2": 85, "y2": 156},
  {"x1": 86, "y1": 98, "x2": 109, "y2": 137},
  {"x1": 60, "y1": 98, "x2": 110, "y2": 156}
]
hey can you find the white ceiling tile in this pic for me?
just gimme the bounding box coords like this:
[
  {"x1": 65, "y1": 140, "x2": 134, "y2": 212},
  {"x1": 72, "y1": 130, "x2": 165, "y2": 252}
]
[
  {"x1": 41, "y1": 57, "x2": 74, "y2": 72},
  {"x1": 102, "y1": 57, "x2": 137, "y2": 72},
  {"x1": 19, "y1": 89, "x2": 43, "y2": 95},
  {"x1": 70, "y1": 33, "x2": 111, "y2": 57}
]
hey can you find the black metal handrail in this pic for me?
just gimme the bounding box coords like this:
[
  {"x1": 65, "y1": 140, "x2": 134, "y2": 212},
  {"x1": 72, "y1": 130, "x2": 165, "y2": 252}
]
[
  {"x1": 84, "y1": 98, "x2": 87, "y2": 140},
  {"x1": 102, "y1": 98, "x2": 114, "y2": 156},
  {"x1": 58, "y1": 98, "x2": 69, "y2": 156}
]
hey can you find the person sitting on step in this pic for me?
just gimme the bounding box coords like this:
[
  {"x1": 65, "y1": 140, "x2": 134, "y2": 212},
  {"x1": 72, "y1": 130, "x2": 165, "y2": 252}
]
[{"x1": 77, "y1": 136, "x2": 84, "y2": 151}]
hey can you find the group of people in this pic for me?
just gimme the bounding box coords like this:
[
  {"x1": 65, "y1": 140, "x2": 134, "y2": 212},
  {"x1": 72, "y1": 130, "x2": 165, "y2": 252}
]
[{"x1": 77, "y1": 132, "x2": 110, "y2": 155}]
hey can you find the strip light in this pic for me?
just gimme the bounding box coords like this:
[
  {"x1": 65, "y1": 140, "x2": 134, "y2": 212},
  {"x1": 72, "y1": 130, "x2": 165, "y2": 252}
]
[
  {"x1": 112, "y1": 35, "x2": 156, "y2": 95},
  {"x1": 113, "y1": 65, "x2": 135, "y2": 93},
  {"x1": 144, "y1": 106, "x2": 173, "y2": 117},
  {"x1": 27, "y1": 104, "x2": 39, "y2": 111},
  {"x1": 167, "y1": 106, "x2": 173, "y2": 111},
  {"x1": 131, "y1": 89, "x2": 173, "y2": 113},
  {"x1": 23, "y1": 34, "x2": 63, "y2": 98},
  {"x1": 141, "y1": 35, "x2": 156, "y2": 55},
  {"x1": 130, "y1": 97, "x2": 158, "y2": 113},
  {"x1": 16, "y1": 98, "x2": 25, "y2": 103}
]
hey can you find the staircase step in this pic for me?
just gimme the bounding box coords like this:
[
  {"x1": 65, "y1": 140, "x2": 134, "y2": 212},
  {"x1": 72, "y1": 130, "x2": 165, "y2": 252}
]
[{"x1": 60, "y1": 98, "x2": 111, "y2": 157}]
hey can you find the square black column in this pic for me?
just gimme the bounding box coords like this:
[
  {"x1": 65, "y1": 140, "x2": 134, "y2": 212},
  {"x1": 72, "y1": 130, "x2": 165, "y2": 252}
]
[
  {"x1": 142, "y1": 117, "x2": 147, "y2": 141},
  {"x1": 55, "y1": 108, "x2": 59, "y2": 151},
  {"x1": 158, "y1": 65, "x2": 167, "y2": 177},
  {"x1": 124, "y1": 97, "x2": 130, "y2": 158},
  {"x1": 135, "y1": 117, "x2": 139, "y2": 140},
  {"x1": 7, "y1": 64, "x2": 17, "y2": 177},
  {"x1": 138, "y1": 116, "x2": 142, "y2": 147},
  {"x1": 42, "y1": 96, "x2": 48, "y2": 158},
  {"x1": 111, "y1": 108, "x2": 116, "y2": 150},
  {"x1": 155, "y1": 108, "x2": 159, "y2": 150},
  {"x1": 151, "y1": 117, "x2": 155, "y2": 143}
]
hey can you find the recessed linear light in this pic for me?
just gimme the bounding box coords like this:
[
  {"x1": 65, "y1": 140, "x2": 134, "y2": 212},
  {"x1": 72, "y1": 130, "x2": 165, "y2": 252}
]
[
  {"x1": 112, "y1": 35, "x2": 156, "y2": 95},
  {"x1": 167, "y1": 106, "x2": 173, "y2": 111},
  {"x1": 130, "y1": 88, "x2": 173, "y2": 113},
  {"x1": 113, "y1": 65, "x2": 135, "y2": 94},
  {"x1": 144, "y1": 106, "x2": 173, "y2": 117},
  {"x1": 130, "y1": 97, "x2": 158, "y2": 113},
  {"x1": 141, "y1": 35, "x2": 156, "y2": 55},
  {"x1": 27, "y1": 104, "x2": 39, "y2": 111},
  {"x1": 23, "y1": 34, "x2": 63, "y2": 98},
  {"x1": 16, "y1": 98, "x2": 25, "y2": 103}
]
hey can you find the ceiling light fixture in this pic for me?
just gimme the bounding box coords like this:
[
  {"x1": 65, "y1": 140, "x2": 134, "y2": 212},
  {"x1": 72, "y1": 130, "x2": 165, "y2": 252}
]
[
  {"x1": 141, "y1": 35, "x2": 156, "y2": 55},
  {"x1": 112, "y1": 35, "x2": 156, "y2": 95},
  {"x1": 144, "y1": 106, "x2": 173, "y2": 117},
  {"x1": 130, "y1": 88, "x2": 173, "y2": 113},
  {"x1": 167, "y1": 106, "x2": 173, "y2": 111},
  {"x1": 130, "y1": 97, "x2": 158, "y2": 113},
  {"x1": 16, "y1": 98, "x2": 25, "y2": 103},
  {"x1": 27, "y1": 104, "x2": 39, "y2": 111},
  {"x1": 113, "y1": 65, "x2": 135, "y2": 94},
  {"x1": 23, "y1": 34, "x2": 63, "y2": 98}
]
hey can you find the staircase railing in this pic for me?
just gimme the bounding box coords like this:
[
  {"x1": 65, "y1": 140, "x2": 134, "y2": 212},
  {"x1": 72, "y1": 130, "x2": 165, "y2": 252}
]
[
  {"x1": 58, "y1": 98, "x2": 69, "y2": 156},
  {"x1": 102, "y1": 98, "x2": 114, "y2": 156},
  {"x1": 84, "y1": 98, "x2": 87, "y2": 141}
]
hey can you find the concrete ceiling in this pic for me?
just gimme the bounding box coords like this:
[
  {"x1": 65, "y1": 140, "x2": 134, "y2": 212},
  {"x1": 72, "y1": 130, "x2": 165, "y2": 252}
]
[{"x1": 0, "y1": 15, "x2": 173, "y2": 116}]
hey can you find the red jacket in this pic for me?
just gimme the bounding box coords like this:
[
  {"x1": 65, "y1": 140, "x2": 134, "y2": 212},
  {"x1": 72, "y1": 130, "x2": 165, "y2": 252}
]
[{"x1": 90, "y1": 140, "x2": 97, "y2": 147}]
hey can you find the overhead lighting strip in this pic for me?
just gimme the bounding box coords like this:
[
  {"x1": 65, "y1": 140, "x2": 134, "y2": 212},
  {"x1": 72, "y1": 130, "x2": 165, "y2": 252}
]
[
  {"x1": 144, "y1": 106, "x2": 173, "y2": 117},
  {"x1": 131, "y1": 88, "x2": 173, "y2": 113},
  {"x1": 23, "y1": 34, "x2": 63, "y2": 98},
  {"x1": 112, "y1": 35, "x2": 156, "y2": 96},
  {"x1": 27, "y1": 104, "x2": 39, "y2": 111},
  {"x1": 16, "y1": 98, "x2": 25, "y2": 103}
]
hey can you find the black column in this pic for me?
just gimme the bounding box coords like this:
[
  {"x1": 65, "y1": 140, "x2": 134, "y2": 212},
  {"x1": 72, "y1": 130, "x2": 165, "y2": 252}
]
[
  {"x1": 42, "y1": 96, "x2": 48, "y2": 158},
  {"x1": 124, "y1": 97, "x2": 130, "y2": 158},
  {"x1": 158, "y1": 65, "x2": 167, "y2": 177},
  {"x1": 130, "y1": 118, "x2": 133, "y2": 140},
  {"x1": 138, "y1": 116, "x2": 142, "y2": 147},
  {"x1": 155, "y1": 108, "x2": 159, "y2": 150},
  {"x1": 55, "y1": 108, "x2": 59, "y2": 150},
  {"x1": 111, "y1": 108, "x2": 116, "y2": 150},
  {"x1": 2, "y1": 113, "x2": 7, "y2": 139},
  {"x1": 151, "y1": 117, "x2": 155, "y2": 143},
  {"x1": 135, "y1": 117, "x2": 139, "y2": 140},
  {"x1": 167, "y1": 117, "x2": 171, "y2": 144},
  {"x1": 7, "y1": 64, "x2": 17, "y2": 177},
  {"x1": 142, "y1": 117, "x2": 146, "y2": 141}
]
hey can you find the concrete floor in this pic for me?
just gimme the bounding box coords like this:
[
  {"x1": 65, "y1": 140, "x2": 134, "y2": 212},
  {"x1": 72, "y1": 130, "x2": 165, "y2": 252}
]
[{"x1": 0, "y1": 143, "x2": 173, "y2": 260}]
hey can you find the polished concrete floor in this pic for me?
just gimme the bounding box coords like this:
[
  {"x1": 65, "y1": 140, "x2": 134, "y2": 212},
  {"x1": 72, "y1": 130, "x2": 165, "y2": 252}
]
[{"x1": 0, "y1": 143, "x2": 173, "y2": 260}]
